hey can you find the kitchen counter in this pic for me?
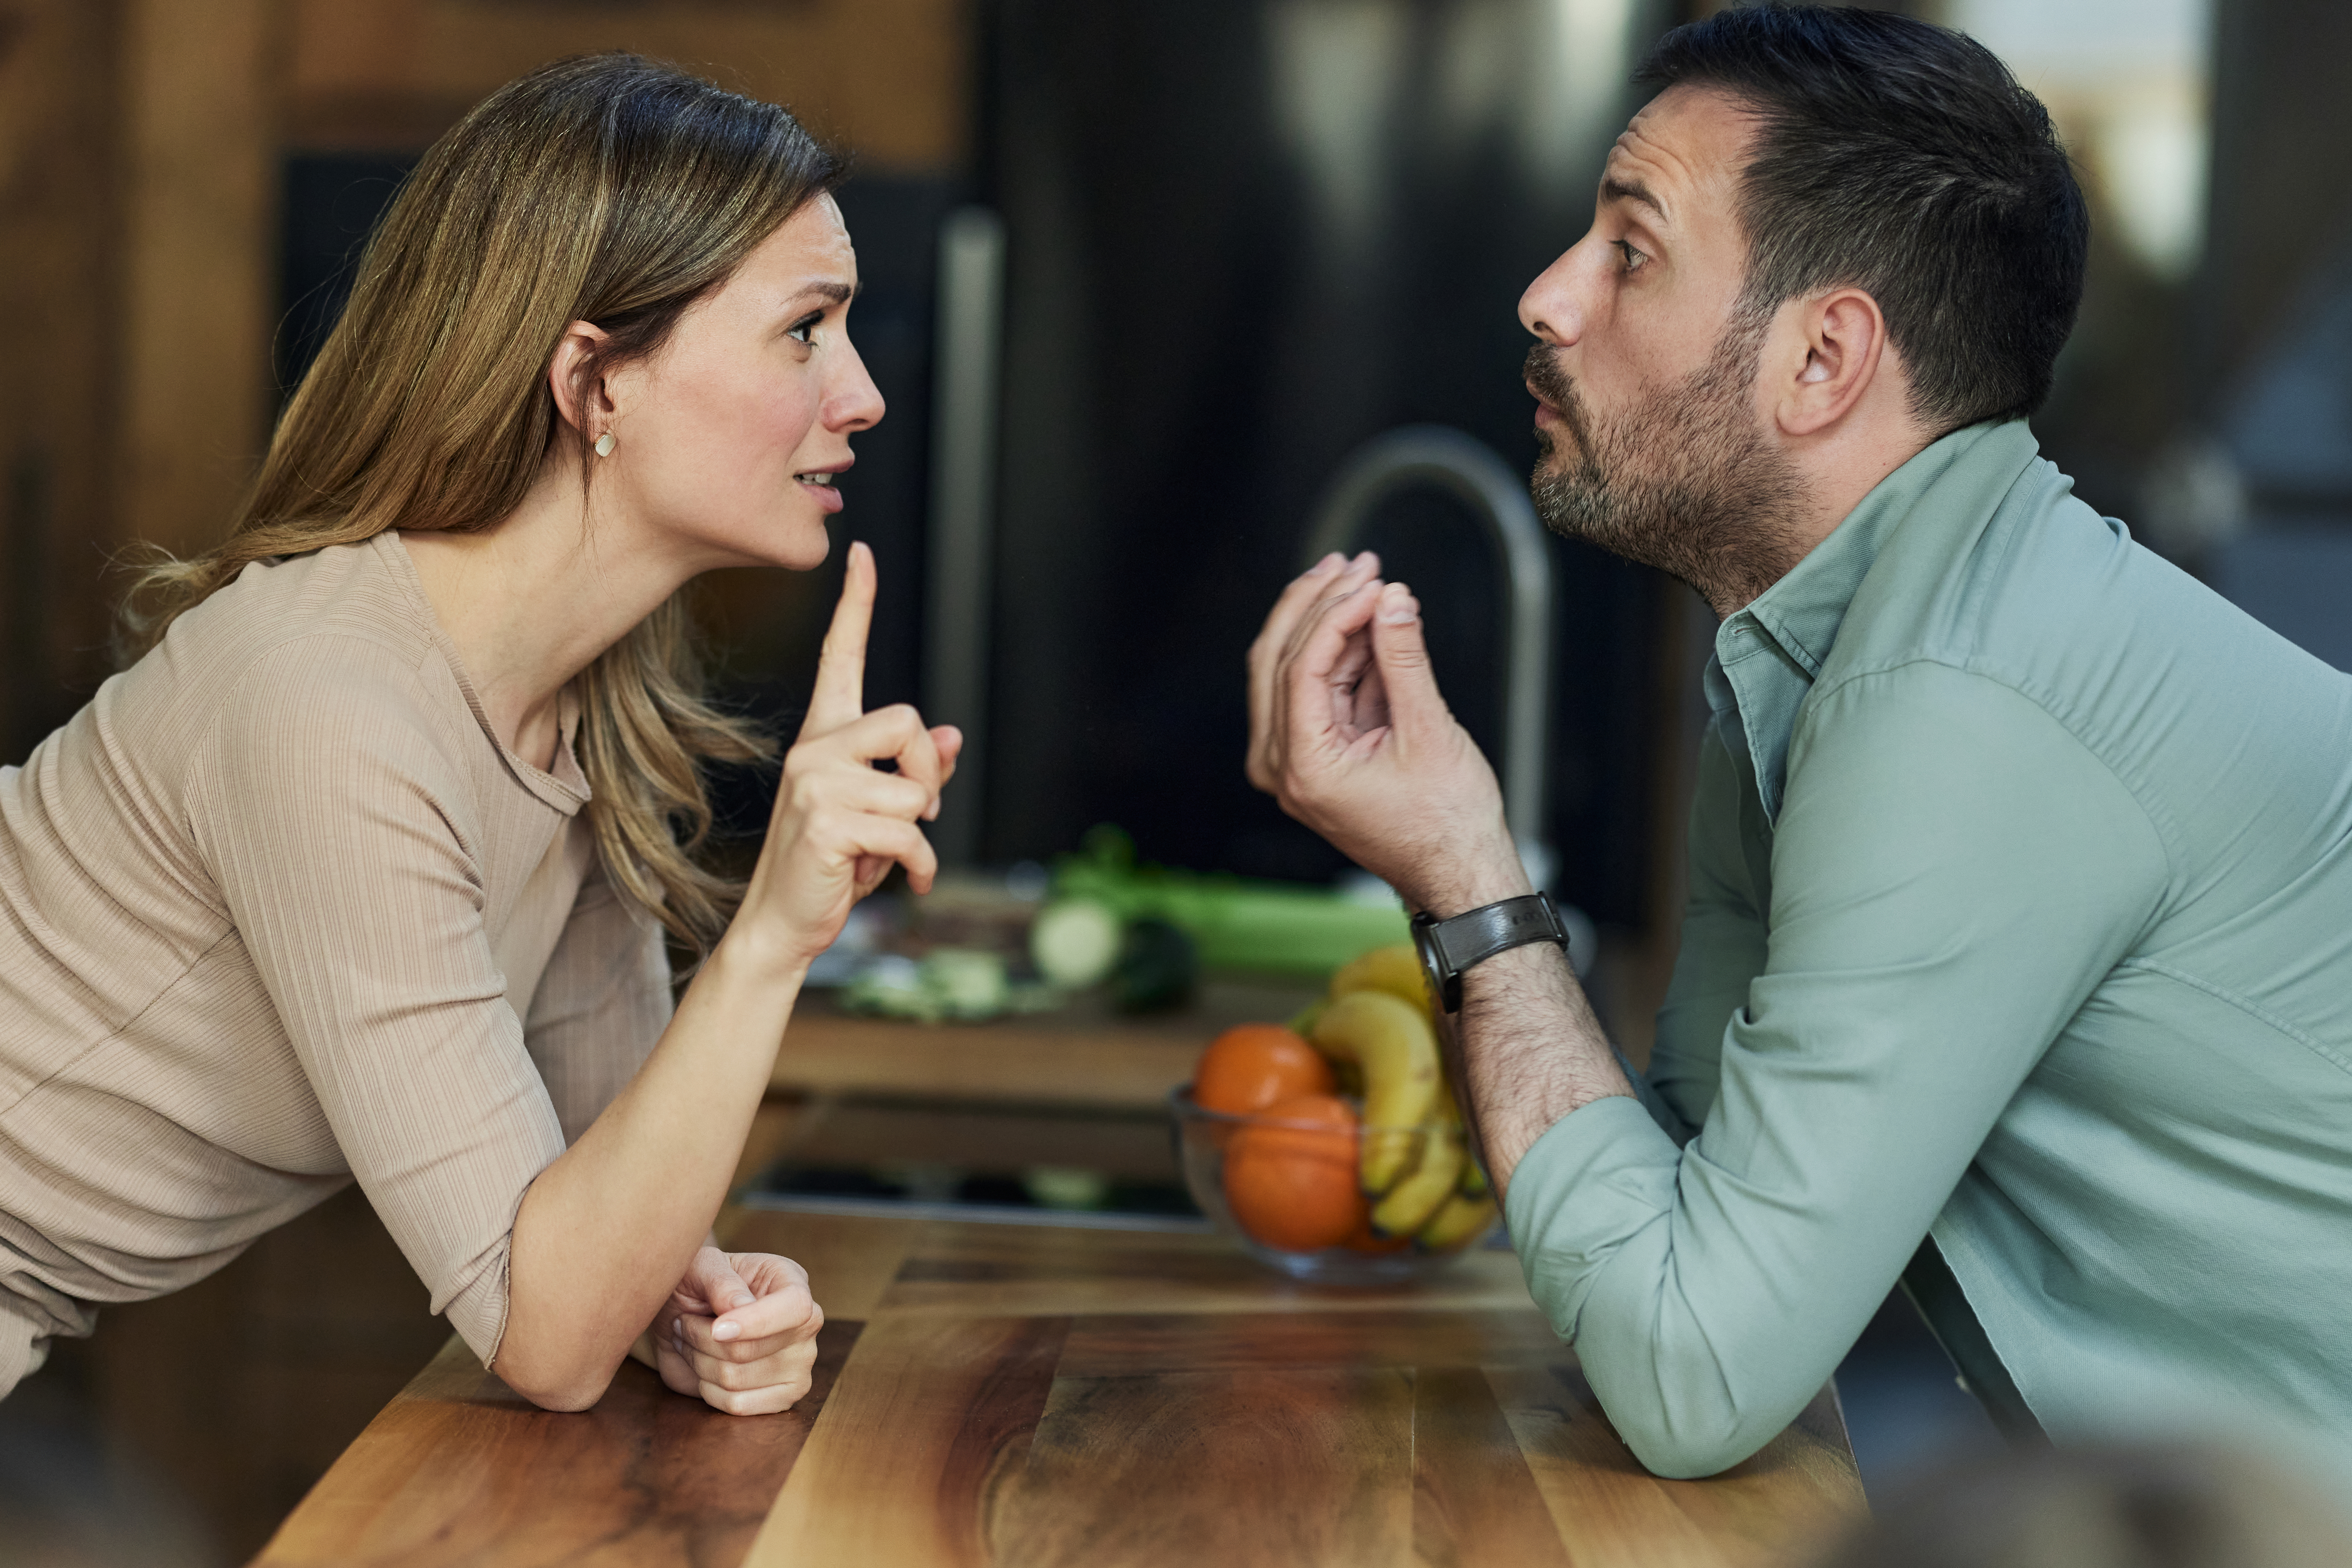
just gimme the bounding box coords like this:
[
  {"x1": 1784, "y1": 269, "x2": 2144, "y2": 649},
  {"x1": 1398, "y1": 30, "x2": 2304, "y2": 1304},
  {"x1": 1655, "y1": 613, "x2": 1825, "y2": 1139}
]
[
  {"x1": 253, "y1": 1206, "x2": 1865, "y2": 1567},
  {"x1": 767, "y1": 979, "x2": 1318, "y2": 1110},
  {"x1": 739, "y1": 981, "x2": 1328, "y2": 1191}
]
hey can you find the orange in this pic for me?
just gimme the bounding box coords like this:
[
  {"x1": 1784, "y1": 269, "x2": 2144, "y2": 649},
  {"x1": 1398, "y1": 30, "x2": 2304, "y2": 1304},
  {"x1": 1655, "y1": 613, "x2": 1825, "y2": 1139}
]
[
  {"x1": 1222, "y1": 1093, "x2": 1364, "y2": 1252},
  {"x1": 1193, "y1": 1023, "x2": 1335, "y2": 1116}
]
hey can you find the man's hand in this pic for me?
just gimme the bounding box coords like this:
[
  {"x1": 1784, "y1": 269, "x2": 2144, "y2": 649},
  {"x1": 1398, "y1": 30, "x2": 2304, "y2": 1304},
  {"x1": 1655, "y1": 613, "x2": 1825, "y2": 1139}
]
[
  {"x1": 641, "y1": 1247, "x2": 824, "y2": 1415},
  {"x1": 1246, "y1": 553, "x2": 1633, "y2": 1190},
  {"x1": 1246, "y1": 551, "x2": 1529, "y2": 914}
]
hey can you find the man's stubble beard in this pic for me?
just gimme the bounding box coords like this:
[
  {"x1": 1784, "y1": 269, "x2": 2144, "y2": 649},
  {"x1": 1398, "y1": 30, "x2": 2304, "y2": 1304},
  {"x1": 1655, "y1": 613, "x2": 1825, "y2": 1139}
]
[{"x1": 1525, "y1": 316, "x2": 1810, "y2": 618}]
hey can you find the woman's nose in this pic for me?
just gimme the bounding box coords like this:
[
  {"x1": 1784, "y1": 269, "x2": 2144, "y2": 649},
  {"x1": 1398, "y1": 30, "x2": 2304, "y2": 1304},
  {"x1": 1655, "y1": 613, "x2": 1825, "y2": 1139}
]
[{"x1": 829, "y1": 339, "x2": 886, "y2": 433}]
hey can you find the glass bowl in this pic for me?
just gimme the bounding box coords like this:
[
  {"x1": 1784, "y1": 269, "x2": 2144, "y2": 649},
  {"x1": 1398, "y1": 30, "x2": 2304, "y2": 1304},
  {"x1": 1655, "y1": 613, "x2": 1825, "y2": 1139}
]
[{"x1": 1170, "y1": 1087, "x2": 1500, "y2": 1285}]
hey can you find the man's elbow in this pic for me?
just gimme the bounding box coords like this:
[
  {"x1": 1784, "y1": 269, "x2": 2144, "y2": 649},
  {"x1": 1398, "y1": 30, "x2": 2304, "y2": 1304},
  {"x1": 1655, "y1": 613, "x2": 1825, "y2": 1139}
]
[{"x1": 1616, "y1": 1412, "x2": 1777, "y2": 1481}]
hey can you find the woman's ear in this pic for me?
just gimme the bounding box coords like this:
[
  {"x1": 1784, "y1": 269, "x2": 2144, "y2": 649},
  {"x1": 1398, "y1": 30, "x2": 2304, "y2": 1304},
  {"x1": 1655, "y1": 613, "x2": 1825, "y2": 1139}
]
[
  {"x1": 1773, "y1": 288, "x2": 1889, "y2": 439},
  {"x1": 546, "y1": 320, "x2": 614, "y2": 440}
]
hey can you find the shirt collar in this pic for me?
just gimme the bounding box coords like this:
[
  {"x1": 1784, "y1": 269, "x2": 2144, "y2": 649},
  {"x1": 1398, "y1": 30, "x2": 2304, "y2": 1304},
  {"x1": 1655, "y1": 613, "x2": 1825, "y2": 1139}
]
[{"x1": 1706, "y1": 420, "x2": 2032, "y2": 821}]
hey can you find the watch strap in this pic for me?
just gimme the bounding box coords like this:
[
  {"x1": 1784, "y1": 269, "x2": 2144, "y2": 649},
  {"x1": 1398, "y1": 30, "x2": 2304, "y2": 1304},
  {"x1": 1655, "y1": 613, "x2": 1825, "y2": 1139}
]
[{"x1": 1414, "y1": 892, "x2": 1570, "y2": 1012}]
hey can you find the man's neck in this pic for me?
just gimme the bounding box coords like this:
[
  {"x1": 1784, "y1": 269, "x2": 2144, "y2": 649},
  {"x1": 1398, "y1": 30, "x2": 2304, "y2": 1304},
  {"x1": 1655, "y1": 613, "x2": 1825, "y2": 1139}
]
[{"x1": 1712, "y1": 421, "x2": 1939, "y2": 619}]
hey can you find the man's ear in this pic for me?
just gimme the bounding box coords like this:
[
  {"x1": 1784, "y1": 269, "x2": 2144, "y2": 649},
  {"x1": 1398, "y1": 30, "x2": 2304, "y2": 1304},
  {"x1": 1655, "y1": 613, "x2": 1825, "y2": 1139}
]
[
  {"x1": 1772, "y1": 288, "x2": 1889, "y2": 439},
  {"x1": 546, "y1": 320, "x2": 615, "y2": 439}
]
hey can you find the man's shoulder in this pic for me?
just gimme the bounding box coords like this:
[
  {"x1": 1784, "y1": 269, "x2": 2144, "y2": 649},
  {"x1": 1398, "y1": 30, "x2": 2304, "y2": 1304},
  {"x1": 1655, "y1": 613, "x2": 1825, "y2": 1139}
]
[
  {"x1": 1814, "y1": 457, "x2": 2352, "y2": 862},
  {"x1": 1828, "y1": 457, "x2": 2329, "y2": 727},
  {"x1": 1834, "y1": 459, "x2": 2128, "y2": 670}
]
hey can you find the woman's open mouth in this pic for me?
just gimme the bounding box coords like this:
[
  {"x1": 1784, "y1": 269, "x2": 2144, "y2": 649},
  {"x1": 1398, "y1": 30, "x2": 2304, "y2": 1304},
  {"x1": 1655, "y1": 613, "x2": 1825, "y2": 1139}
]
[{"x1": 794, "y1": 467, "x2": 847, "y2": 513}]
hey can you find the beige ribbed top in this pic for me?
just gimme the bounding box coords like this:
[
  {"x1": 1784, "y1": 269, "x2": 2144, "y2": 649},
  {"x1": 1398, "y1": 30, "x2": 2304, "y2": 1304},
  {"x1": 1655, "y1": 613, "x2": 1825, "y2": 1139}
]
[{"x1": 0, "y1": 534, "x2": 671, "y2": 1368}]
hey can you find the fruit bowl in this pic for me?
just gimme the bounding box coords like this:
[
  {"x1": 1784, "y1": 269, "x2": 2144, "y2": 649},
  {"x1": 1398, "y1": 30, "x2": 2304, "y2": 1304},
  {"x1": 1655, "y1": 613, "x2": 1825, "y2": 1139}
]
[{"x1": 1171, "y1": 1087, "x2": 1500, "y2": 1285}]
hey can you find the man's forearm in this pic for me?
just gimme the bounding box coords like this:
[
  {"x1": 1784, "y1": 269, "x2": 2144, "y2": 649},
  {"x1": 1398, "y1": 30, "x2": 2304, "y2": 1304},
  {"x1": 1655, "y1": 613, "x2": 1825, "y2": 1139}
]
[{"x1": 1457, "y1": 940, "x2": 1635, "y2": 1195}]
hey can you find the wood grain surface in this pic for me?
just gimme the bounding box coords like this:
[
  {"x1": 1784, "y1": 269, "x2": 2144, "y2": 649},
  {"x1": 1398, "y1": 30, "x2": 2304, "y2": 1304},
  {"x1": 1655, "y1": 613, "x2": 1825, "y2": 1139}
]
[
  {"x1": 259, "y1": 1209, "x2": 1866, "y2": 1568},
  {"x1": 1412, "y1": 1365, "x2": 1576, "y2": 1568},
  {"x1": 989, "y1": 1365, "x2": 1415, "y2": 1568},
  {"x1": 866, "y1": 1214, "x2": 1540, "y2": 1320},
  {"x1": 751, "y1": 1313, "x2": 1068, "y2": 1567},
  {"x1": 255, "y1": 1319, "x2": 862, "y2": 1567}
]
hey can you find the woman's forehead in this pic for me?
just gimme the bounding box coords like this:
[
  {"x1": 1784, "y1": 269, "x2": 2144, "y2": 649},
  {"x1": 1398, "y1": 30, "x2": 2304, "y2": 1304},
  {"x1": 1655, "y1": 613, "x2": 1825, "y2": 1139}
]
[{"x1": 732, "y1": 200, "x2": 859, "y2": 300}]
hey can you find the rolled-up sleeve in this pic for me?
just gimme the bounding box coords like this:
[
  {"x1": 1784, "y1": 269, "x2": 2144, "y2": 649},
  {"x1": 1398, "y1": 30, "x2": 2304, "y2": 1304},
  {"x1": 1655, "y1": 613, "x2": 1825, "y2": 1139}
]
[
  {"x1": 1506, "y1": 661, "x2": 2166, "y2": 1477},
  {"x1": 190, "y1": 640, "x2": 567, "y2": 1366}
]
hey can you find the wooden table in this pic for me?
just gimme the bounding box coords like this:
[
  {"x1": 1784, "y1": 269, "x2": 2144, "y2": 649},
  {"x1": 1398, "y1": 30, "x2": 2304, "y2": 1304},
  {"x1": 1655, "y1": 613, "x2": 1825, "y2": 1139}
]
[{"x1": 254, "y1": 1207, "x2": 1865, "y2": 1567}]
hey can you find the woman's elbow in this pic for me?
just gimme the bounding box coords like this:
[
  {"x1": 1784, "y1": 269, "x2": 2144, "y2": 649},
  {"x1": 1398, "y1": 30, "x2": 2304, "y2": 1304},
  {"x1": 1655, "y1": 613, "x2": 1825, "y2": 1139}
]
[
  {"x1": 495, "y1": 1345, "x2": 619, "y2": 1413},
  {"x1": 514, "y1": 1379, "x2": 608, "y2": 1414}
]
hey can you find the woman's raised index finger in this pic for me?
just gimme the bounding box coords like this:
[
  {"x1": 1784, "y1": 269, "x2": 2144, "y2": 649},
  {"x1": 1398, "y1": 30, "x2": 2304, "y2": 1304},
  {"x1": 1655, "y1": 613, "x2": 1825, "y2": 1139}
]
[{"x1": 803, "y1": 541, "x2": 875, "y2": 738}]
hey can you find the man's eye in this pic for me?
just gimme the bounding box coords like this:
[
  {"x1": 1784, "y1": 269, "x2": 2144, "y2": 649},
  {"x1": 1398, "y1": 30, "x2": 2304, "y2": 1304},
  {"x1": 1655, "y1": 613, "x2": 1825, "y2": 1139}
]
[{"x1": 1613, "y1": 239, "x2": 1647, "y2": 273}]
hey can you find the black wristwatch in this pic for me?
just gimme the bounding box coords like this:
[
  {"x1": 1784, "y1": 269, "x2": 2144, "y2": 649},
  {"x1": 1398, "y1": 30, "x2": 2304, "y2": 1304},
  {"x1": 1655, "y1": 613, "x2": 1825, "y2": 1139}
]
[{"x1": 1411, "y1": 892, "x2": 1572, "y2": 1013}]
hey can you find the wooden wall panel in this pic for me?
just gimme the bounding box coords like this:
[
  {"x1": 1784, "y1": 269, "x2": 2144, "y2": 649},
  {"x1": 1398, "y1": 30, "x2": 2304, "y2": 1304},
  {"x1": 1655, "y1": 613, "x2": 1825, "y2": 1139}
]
[
  {"x1": 287, "y1": 0, "x2": 970, "y2": 163},
  {"x1": 117, "y1": 0, "x2": 279, "y2": 560},
  {"x1": 0, "y1": 0, "x2": 126, "y2": 757}
]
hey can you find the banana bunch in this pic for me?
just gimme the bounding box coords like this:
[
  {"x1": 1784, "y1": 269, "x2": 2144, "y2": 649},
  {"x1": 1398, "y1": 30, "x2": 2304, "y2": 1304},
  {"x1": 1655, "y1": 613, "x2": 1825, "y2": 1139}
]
[{"x1": 1301, "y1": 944, "x2": 1498, "y2": 1249}]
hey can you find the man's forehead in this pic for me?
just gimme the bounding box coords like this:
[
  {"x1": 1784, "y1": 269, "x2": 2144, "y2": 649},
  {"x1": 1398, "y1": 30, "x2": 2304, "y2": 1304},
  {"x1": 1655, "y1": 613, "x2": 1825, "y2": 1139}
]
[{"x1": 1606, "y1": 85, "x2": 1756, "y2": 218}]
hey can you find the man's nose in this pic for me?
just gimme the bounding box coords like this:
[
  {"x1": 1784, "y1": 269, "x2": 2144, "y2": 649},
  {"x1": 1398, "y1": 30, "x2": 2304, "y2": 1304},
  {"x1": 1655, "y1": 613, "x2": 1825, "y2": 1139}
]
[{"x1": 1518, "y1": 235, "x2": 1594, "y2": 346}]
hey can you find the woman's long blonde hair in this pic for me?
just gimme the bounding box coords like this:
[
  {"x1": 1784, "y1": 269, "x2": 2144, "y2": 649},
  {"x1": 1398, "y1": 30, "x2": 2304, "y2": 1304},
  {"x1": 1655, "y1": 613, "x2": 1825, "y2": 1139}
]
[{"x1": 122, "y1": 54, "x2": 842, "y2": 960}]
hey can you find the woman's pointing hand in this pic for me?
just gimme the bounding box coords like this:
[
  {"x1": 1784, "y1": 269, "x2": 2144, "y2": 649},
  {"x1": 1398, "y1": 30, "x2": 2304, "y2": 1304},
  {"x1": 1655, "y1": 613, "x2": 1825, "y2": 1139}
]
[{"x1": 740, "y1": 542, "x2": 961, "y2": 972}]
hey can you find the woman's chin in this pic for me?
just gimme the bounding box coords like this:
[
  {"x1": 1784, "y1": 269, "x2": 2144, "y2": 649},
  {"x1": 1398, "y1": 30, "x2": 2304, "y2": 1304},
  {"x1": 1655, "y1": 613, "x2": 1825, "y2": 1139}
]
[
  {"x1": 704, "y1": 513, "x2": 834, "y2": 573},
  {"x1": 774, "y1": 519, "x2": 836, "y2": 572},
  {"x1": 775, "y1": 494, "x2": 844, "y2": 571}
]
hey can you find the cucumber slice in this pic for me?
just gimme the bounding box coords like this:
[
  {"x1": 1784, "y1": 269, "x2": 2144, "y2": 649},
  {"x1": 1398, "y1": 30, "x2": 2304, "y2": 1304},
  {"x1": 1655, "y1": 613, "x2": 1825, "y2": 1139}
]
[{"x1": 1029, "y1": 897, "x2": 1123, "y2": 988}]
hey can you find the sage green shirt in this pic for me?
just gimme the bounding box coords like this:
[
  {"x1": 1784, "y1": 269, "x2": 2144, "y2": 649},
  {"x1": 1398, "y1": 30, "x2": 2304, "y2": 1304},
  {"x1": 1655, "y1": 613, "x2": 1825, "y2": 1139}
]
[{"x1": 1504, "y1": 420, "x2": 2352, "y2": 1477}]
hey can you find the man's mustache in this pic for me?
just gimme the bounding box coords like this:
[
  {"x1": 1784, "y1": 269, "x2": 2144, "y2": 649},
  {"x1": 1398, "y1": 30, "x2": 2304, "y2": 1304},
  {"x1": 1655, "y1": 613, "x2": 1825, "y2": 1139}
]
[{"x1": 1523, "y1": 345, "x2": 1586, "y2": 453}]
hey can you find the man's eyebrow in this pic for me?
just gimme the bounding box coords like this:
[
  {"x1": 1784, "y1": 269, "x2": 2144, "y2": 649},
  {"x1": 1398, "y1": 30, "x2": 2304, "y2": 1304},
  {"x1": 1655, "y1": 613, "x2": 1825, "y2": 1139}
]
[{"x1": 1601, "y1": 177, "x2": 1668, "y2": 223}]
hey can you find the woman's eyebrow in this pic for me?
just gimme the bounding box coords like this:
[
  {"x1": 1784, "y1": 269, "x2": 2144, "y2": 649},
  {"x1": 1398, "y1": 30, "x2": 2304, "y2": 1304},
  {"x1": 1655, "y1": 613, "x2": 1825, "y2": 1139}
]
[{"x1": 793, "y1": 280, "x2": 858, "y2": 307}]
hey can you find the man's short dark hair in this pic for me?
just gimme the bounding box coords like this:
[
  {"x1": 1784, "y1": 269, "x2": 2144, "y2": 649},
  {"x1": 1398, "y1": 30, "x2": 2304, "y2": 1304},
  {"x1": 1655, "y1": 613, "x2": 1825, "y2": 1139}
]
[{"x1": 1640, "y1": 4, "x2": 2089, "y2": 431}]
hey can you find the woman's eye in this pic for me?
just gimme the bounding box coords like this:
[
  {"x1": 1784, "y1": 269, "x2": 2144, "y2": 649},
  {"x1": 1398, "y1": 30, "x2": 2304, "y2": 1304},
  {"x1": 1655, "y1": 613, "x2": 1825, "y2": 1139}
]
[
  {"x1": 787, "y1": 313, "x2": 823, "y2": 346},
  {"x1": 1613, "y1": 239, "x2": 1647, "y2": 273}
]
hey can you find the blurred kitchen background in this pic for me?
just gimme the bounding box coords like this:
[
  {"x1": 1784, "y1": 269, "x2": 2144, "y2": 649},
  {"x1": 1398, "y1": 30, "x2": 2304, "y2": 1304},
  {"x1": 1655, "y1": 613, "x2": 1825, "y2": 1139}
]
[{"x1": 2, "y1": 0, "x2": 2347, "y2": 1561}]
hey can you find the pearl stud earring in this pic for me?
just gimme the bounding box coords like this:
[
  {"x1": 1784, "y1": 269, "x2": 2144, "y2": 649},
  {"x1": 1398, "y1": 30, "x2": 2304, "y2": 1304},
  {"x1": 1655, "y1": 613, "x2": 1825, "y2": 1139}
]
[{"x1": 594, "y1": 431, "x2": 616, "y2": 457}]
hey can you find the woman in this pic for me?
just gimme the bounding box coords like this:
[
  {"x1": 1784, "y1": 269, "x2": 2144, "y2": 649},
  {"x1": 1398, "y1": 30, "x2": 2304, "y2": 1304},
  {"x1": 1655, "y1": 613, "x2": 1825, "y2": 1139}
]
[{"x1": 0, "y1": 54, "x2": 953, "y2": 1414}]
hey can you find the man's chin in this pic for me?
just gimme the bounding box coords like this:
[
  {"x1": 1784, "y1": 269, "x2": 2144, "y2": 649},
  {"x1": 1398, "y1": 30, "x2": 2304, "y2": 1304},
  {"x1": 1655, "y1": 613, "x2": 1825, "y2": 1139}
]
[{"x1": 1531, "y1": 451, "x2": 1582, "y2": 494}]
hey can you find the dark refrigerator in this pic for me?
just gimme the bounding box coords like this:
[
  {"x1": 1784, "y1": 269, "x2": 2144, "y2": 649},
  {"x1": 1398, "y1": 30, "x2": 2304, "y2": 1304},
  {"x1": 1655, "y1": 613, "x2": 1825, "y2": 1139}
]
[{"x1": 951, "y1": 0, "x2": 1681, "y2": 937}]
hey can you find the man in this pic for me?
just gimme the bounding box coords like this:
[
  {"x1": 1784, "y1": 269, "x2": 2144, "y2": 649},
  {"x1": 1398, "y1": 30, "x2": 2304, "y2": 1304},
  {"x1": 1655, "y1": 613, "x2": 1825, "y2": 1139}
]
[{"x1": 1248, "y1": 4, "x2": 2352, "y2": 1479}]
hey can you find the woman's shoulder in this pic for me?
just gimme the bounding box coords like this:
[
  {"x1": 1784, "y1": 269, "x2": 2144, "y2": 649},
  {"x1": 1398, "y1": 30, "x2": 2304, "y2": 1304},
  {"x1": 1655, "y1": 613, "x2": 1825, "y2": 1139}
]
[
  {"x1": 124, "y1": 537, "x2": 475, "y2": 775},
  {"x1": 167, "y1": 536, "x2": 436, "y2": 672}
]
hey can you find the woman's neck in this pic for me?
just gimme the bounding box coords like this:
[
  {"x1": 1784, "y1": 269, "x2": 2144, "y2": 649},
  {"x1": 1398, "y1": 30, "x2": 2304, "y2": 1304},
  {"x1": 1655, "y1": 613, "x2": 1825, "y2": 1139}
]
[{"x1": 400, "y1": 461, "x2": 694, "y2": 771}]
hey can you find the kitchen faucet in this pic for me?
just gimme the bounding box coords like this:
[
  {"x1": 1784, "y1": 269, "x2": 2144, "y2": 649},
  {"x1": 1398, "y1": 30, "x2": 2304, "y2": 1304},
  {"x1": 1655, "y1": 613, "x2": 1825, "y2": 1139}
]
[{"x1": 1300, "y1": 425, "x2": 1558, "y2": 898}]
